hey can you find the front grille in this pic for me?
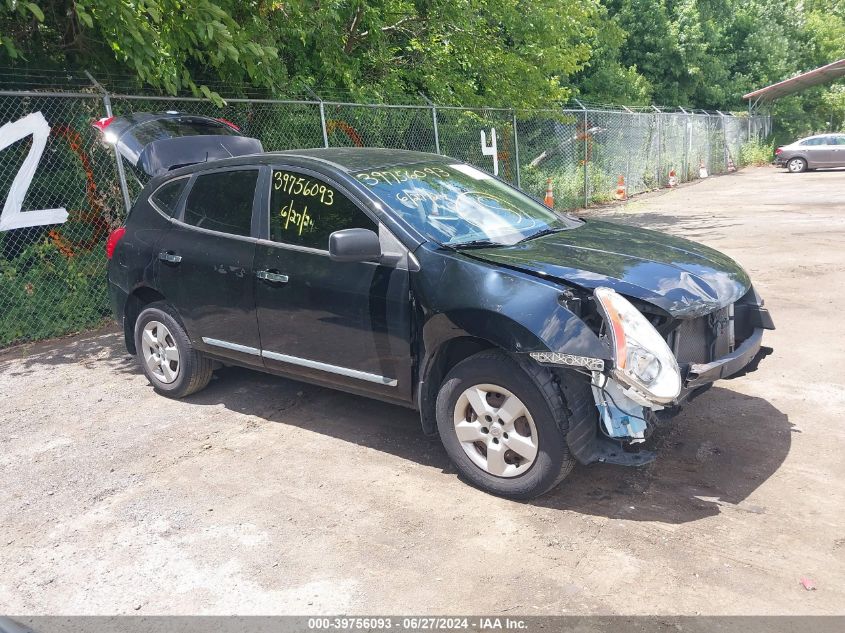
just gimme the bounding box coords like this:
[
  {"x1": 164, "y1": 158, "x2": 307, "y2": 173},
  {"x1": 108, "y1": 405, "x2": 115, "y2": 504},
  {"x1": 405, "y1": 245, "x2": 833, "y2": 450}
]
[{"x1": 671, "y1": 305, "x2": 734, "y2": 365}]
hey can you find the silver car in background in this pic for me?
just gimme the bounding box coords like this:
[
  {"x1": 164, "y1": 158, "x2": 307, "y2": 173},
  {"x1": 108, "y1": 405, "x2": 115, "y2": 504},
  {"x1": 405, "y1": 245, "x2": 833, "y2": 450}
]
[{"x1": 775, "y1": 133, "x2": 845, "y2": 172}]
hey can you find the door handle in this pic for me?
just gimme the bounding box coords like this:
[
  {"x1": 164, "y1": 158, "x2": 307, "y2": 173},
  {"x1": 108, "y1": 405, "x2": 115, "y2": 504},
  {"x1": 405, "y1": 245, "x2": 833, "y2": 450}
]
[
  {"x1": 256, "y1": 270, "x2": 289, "y2": 283},
  {"x1": 159, "y1": 251, "x2": 182, "y2": 264}
]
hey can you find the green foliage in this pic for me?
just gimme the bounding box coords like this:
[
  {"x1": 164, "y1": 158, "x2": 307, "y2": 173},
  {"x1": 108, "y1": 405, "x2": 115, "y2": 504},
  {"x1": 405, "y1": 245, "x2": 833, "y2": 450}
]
[
  {"x1": 1, "y1": 0, "x2": 602, "y2": 108},
  {"x1": 576, "y1": 0, "x2": 844, "y2": 138},
  {"x1": 739, "y1": 137, "x2": 775, "y2": 166},
  {"x1": 1, "y1": 0, "x2": 842, "y2": 128},
  {"x1": 0, "y1": 239, "x2": 110, "y2": 347}
]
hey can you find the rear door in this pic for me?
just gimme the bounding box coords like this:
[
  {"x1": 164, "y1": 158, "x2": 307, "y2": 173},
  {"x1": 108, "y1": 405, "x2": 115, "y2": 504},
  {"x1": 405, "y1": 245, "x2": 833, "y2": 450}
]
[
  {"x1": 156, "y1": 166, "x2": 265, "y2": 367},
  {"x1": 815, "y1": 136, "x2": 840, "y2": 167},
  {"x1": 801, "y1": 137, "x2": 828, "y2": 167},
  {"x1": 253, "y1": 165, "x2": 413, "y2": 402}
]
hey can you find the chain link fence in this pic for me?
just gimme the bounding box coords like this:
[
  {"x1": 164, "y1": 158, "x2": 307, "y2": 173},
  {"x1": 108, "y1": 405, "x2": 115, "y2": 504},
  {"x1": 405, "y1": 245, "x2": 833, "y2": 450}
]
[{"x1": 0, "y1": 86, "x2": 770, "y2": 348}]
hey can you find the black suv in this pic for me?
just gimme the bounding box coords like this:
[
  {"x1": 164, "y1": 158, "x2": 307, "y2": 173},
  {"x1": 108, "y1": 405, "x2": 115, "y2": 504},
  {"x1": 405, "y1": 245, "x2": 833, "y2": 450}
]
[{"x1": 101, "y1": 113, "x2": 773, "y2": 499}]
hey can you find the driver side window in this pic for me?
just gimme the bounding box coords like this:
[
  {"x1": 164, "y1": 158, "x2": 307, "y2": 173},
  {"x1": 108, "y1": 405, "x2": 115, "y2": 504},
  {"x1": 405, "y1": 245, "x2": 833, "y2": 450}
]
[{"x1": 269, "y1": 169, "x2": 375, "y2": 250}]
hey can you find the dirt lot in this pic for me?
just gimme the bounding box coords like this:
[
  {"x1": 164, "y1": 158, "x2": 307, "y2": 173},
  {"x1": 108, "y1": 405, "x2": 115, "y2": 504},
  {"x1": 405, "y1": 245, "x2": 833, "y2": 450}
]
[{"x1": 1, "y1": 166, "x2": 844, "y2": 615}]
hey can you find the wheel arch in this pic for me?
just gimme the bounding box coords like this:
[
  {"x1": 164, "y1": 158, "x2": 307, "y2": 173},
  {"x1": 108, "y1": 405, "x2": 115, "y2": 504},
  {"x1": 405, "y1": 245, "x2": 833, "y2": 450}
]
[
  {"x1": 123, "y1": 286, "x2": 167, "y2": 355},
  {"x1": 415, "y1": 307, "x2": 606, "y2": 435},
  {"x1": 417, "y1": 334, "x2": 498, "y2": 436}
]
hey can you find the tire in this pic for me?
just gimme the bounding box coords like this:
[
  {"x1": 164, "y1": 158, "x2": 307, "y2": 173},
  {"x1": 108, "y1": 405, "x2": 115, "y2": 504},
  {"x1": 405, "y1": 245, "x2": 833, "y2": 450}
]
[
  {"x1": 435, "y1": 349, "x2": 575, "y2": 500},
  {"x1": 787, "y1": 157, "x2": 807, "y2": 173},
  {"x1": 134, "y1": 302, "x2": 214, "y2": 398}
]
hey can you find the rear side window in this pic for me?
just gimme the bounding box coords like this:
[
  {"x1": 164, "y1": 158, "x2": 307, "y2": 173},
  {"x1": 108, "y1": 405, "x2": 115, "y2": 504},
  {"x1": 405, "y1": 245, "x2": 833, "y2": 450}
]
[
  {"x1": 801, "y1": 137, "x2": 825, "y2": 146},
  {"x1": 183, "y1": 170, "x2": 259, "y2": 237},
  {"x1": 149, "y1": 179, "x2": 186, "y2": 217}
]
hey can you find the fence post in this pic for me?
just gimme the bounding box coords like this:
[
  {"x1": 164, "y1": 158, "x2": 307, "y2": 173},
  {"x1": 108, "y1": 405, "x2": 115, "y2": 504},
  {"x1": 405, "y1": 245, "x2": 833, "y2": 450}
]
[
  {"x1": 305, "y1": 85, "x2": 329, "y2": 148},
  {"x1": 86, "y1": 71, "x2": 132, "y2": 216},
  {"x1": 574, "y1": 100, "x2": 588, "y2": 208},
  {"x1": 717, "y1": 111, "x2": 728, "y2": 172},
  {"x1": 318, "y1": 101, "x2": 329, "y2": 148},
  {"x1": 419, "y1": 93, "x2": 441, "y2": 155},
  {"x1": 512, "y1": 110, "x2": 520, "y2": 188},
  {"x1": 652, "y1": 105, "x2": 662, "y2": 187},
  {"x1": 678, "y1": 106, "x2": 688, "y2": 182}
]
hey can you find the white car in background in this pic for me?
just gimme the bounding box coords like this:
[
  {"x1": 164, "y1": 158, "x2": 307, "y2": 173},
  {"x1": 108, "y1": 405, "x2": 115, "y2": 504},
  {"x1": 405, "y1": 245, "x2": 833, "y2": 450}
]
[{"x1": 775, "y1": 133, "x2": 845, "y2": 172}]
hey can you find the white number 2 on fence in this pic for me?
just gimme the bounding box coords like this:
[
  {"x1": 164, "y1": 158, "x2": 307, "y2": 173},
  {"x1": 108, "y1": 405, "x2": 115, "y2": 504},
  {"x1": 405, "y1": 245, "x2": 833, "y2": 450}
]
[{"x1": 0, "y1": 111, "x2": 68, "y2": 232}]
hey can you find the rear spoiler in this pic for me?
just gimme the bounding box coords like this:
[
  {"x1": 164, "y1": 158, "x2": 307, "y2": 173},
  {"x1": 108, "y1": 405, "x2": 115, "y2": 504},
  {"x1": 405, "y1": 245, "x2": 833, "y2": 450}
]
[
  {"x1": 91, "y1": 112, "x2": 264, "y2": 177},
  {"x1": 137, "y1": 136, "x2": 264, "y2": 176}
]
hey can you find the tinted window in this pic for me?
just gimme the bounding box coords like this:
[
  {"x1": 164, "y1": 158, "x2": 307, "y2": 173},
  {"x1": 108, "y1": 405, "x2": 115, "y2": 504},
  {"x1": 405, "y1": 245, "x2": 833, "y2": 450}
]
[
  {"x1": 832, "y1": 136, "x2": 845, "y2": 145},
  {"x1": 149, "y1": 179, "x2": 186, "y2": 217},
  {"x1": 183, "y1": 170, "x2": 258, "y2": 236},
  {"x1": 133, "y1": 118, "x2": 240, "y2": 145},
  {"x1": 801, "y1": 137, "x2": 825, "y2": 146},
  {"x1": 269, "y1": 170, "x2": 375, "y2": 249}
]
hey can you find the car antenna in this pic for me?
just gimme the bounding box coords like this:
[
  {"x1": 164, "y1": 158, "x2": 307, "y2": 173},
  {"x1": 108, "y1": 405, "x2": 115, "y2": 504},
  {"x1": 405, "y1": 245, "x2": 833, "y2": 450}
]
[{"x1": 218, "y1": 142, "x2": 234, "y2": 158}]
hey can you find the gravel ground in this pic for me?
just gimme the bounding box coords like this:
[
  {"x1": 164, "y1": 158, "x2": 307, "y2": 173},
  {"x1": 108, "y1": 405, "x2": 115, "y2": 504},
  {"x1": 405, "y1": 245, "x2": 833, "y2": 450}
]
[{"x1": 1, "y1": 166, "x2": 844, "y2": 615}]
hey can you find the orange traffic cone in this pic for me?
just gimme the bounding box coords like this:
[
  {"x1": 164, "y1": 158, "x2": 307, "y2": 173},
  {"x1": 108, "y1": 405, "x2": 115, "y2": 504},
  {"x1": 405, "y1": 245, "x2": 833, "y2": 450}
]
[
  {"x1": 699, "y1": 160, "x2": 708, "y2": 178},
  {"x1": 544, "y1": 179, "x2": 554, "y2": 208},
  {"x1": 615, "y1": 175, "x2": 627, "y2": 201},
  {"x1": 668, "y1": 169, "x2": 677, "y2": 187}
]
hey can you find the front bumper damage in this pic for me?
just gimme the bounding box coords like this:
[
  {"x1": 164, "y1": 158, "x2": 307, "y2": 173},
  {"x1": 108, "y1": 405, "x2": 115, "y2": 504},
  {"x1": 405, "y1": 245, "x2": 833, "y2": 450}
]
[
  {"x1": 686, "y1": 327, "x2": 768, "y2": 389},
  {"x1": 576, "y1": 297, "x2": 774, "y2": 467}
]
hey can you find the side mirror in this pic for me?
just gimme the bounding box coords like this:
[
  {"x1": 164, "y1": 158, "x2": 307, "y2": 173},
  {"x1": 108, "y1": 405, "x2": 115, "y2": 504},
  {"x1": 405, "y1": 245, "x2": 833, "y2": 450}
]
[{"x1": 328, "y1": 228, "x2": 382, "y2": 263}]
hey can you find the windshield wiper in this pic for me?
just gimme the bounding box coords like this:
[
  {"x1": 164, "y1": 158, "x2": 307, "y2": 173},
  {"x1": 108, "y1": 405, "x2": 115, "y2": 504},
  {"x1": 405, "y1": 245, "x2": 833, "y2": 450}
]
[
  {"x1": 449, "y1": 239, "x2": 502, "y2": 249},
  {"x1": 516, "y1": 227, "x2": 567, "y2": 244}
]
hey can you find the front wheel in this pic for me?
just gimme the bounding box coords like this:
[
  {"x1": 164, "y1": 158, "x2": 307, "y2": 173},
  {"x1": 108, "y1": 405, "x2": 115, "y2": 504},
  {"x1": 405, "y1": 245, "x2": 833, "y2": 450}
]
[
  {"x1": 435, "y1": 350, "x2": 575, "y2": 499},
  {"x1": 787, "y1": 157, "x2": 807, "y2": 173}
]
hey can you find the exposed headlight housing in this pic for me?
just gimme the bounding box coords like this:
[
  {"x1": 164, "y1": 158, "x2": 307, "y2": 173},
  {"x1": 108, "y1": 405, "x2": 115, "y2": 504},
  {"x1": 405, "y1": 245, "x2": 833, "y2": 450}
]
[{"x1": 594, "y1": 286, "x2": 681, "y2": 404}]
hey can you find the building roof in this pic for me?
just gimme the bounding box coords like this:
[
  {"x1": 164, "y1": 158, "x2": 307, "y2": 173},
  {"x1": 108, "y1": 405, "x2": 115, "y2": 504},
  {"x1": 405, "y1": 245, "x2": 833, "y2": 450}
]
[{"x1": 743, "y1": 59, "x2": 845, "y2": 104}]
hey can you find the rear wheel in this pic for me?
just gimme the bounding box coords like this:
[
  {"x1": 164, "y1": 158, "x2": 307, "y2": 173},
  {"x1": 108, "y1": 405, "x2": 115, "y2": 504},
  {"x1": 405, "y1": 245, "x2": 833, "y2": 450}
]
[
  {"x1": 134, "y1": 303, "x2": 213, "y2": 398},
  {"x1": 435, "y1": 350, "x2": 574, "y2": 499},
  {"x1": 787, "y1": 157, "x2": 807, "y2": 173}
]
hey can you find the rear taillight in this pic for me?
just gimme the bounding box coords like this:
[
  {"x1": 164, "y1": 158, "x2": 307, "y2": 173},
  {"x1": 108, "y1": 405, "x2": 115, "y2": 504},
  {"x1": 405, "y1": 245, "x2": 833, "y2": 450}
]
[
  {"x1": 106, "y1": 227, "x2": 126, "y2": 260},
  {"x1": 216, "y1": 117, "x2": 241, "y2": 131},
  {"x1": 92, "y1": 116, "x2": 115, "y2": 131},
  {"x1": 775, "y1": 147, "x2": 783, "y2": 155}
]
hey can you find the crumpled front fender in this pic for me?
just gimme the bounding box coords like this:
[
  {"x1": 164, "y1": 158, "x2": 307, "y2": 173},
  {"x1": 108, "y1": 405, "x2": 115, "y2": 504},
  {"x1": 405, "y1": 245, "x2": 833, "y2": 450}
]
[{"x1": 415, "y1": 246, "x2": 609, "y2": 360}]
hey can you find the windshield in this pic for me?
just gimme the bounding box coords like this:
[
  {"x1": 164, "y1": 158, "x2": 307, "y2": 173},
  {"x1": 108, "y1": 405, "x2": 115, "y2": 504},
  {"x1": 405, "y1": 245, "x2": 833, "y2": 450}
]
[{"x1": 353, "y1": 162, "x2": 581, "y2": 246}]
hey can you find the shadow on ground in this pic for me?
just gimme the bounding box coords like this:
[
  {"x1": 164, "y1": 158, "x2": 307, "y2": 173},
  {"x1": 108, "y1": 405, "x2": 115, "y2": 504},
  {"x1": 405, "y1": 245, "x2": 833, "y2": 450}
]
[
  {"x1": 183, "y1": 361, "x2": 791, "y2": 525},
  {"x1": 0, "y1": 325, "x2": 137, "y2": 378},
  {"x1": 2, "y1": 329, "x2": 792, "y2": 525}
]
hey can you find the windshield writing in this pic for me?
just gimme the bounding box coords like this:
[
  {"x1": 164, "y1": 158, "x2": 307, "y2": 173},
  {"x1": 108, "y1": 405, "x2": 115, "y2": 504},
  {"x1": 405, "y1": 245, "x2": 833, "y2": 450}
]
[{"x1": 354, "y1": 162, "x2": 580, "y2": 246}]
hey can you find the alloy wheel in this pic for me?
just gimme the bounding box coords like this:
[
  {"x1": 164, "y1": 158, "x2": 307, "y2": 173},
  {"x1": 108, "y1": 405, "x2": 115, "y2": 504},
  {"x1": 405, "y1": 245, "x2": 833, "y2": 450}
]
[
  {"x1": 788, "y1": 158, "x2": 805, "y2": 173},
  {"x1": 141, "y1": 320, "x2": 180, "y2": 384},
  {"x1": 452, "y1": 383, "x2": 539, "y2": 477}
]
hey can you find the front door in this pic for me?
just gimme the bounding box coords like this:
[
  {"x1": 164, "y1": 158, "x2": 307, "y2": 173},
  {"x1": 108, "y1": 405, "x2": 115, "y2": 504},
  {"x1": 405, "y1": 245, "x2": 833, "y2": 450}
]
[
  {"x1": 156, "y1": 166, "x2": 264, "y2": 366},
  {"x1": 254, "y1": 166, "x2": 413, "y2": 402}
]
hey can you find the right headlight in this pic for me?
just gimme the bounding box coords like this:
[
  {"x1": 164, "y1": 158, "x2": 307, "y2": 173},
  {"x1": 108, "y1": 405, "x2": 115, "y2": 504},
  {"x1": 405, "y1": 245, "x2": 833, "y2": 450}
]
[{"x1": 594, "y1": 286, "x2": 681, "y2": 404}]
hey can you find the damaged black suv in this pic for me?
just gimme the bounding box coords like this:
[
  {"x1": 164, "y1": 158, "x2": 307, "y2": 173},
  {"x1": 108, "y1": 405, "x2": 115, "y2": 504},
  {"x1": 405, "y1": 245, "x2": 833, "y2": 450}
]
[{"x1": 101, "y1": 113, "x2": 774, "y2": 499}]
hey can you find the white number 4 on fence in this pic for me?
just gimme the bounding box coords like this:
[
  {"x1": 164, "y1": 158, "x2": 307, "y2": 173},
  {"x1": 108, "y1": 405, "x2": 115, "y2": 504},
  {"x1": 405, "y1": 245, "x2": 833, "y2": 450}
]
[
  {"x1": 481, "y1": 127, "x2": 498, "y2": 176},
  {"x1": 0, "y1": 111, "x2": 68, "y2": 232}
]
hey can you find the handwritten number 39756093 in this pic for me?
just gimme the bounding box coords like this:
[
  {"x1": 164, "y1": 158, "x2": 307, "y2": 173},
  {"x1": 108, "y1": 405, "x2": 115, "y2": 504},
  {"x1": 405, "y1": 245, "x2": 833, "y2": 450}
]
[{"x1": 0, "y1": 112, "x2": 68, "y2": 232}]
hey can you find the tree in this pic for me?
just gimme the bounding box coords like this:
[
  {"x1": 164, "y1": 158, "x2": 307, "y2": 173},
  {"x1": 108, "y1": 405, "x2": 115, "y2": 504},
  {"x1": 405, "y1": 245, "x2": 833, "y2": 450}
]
[{"x1": 1, "y1": 0, "x2": 603, "y2": 108}]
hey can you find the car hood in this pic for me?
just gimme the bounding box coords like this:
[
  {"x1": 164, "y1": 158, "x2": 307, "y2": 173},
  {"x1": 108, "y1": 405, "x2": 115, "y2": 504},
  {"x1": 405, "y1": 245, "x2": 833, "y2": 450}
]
[{"x1": 466, "y1": 220, "x2": 751, "y2": 318}]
